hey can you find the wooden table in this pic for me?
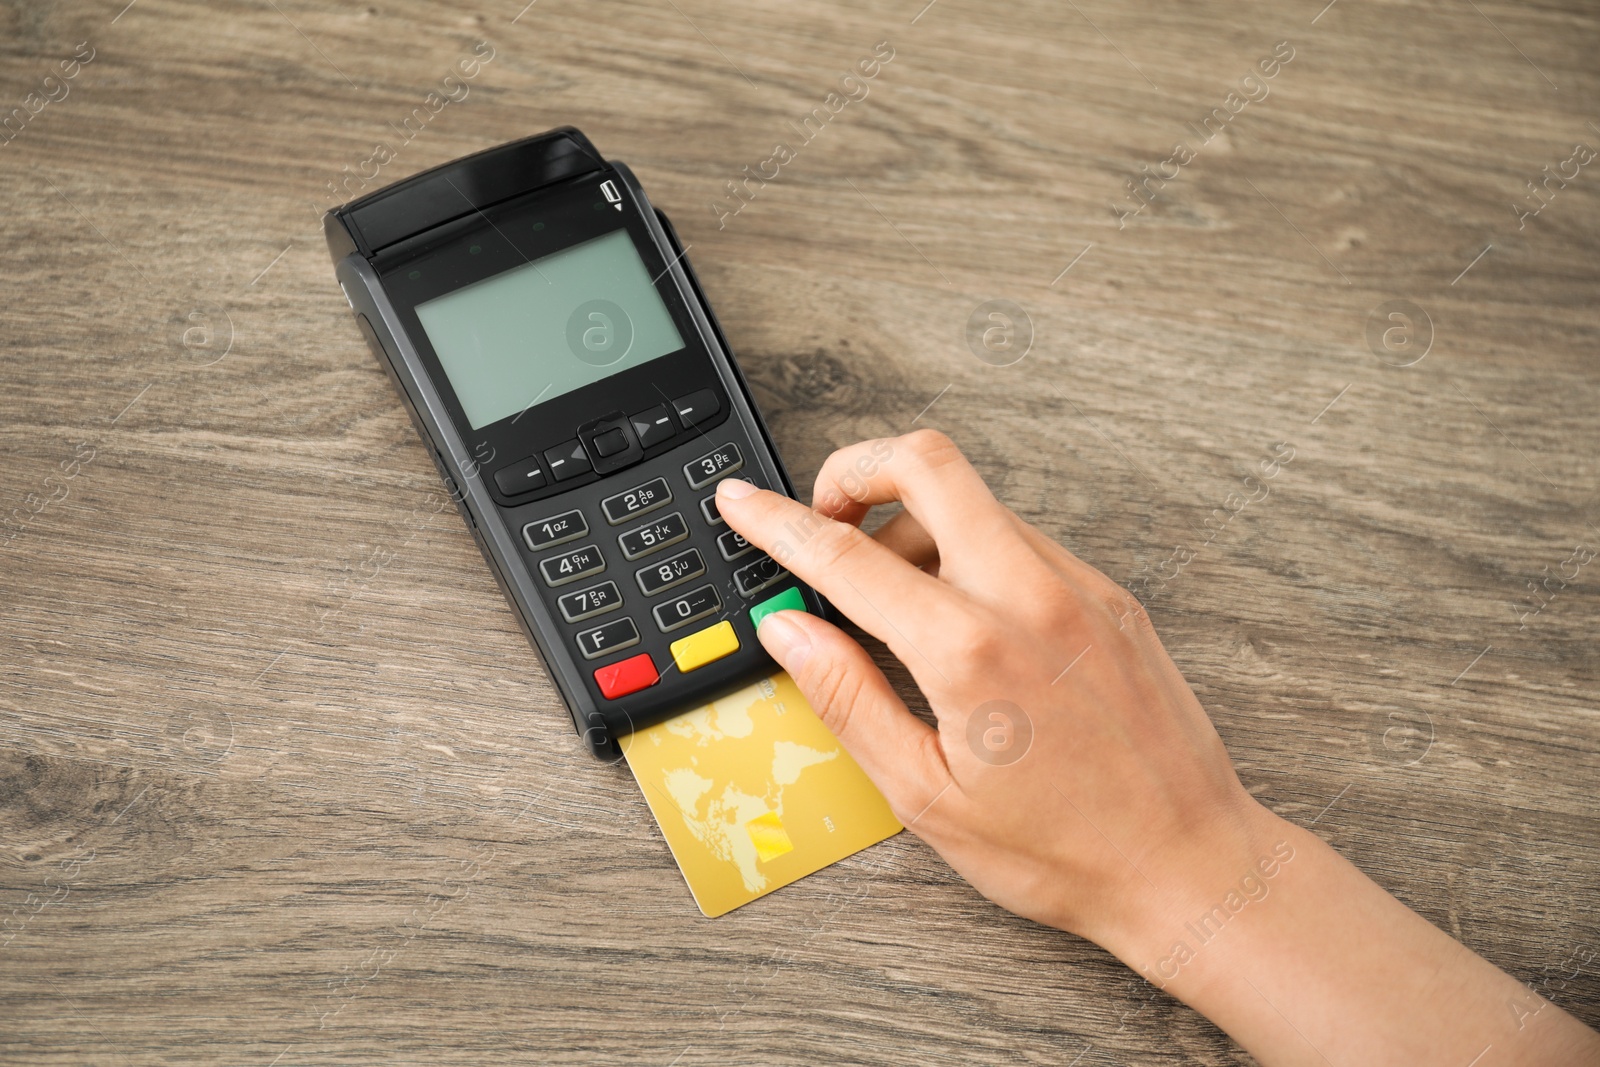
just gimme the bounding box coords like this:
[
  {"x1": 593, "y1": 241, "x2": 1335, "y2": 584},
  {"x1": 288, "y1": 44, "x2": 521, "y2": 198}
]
[{"x1": 3, "y1": 0, "x2": 1597, "y2": 1062}]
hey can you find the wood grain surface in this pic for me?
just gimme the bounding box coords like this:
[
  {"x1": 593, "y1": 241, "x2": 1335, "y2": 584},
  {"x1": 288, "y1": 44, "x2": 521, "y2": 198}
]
[{"x1": 3, "y1": 0, "x2": 1598, "y2": 1063}]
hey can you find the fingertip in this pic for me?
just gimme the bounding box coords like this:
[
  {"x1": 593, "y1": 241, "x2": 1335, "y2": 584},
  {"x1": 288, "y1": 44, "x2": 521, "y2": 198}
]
[
  {"x1": 716, "y1": 477, "x2": 757, "y2": 501},
  {"x1": 755, "y1": 609, "x2": 813, "y2": 673}
]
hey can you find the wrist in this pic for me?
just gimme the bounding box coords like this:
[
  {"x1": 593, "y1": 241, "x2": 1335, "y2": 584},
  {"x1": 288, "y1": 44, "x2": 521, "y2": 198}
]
[
  {"x1": 1091, "y1": 793, "x2": 1300, "y2": 978},
  {"x1": 1078, "y1": 806, "x2": 1597, "y2": 1065}
]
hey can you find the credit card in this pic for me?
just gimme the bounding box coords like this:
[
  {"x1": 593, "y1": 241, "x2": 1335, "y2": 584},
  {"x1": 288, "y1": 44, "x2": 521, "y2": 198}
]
[{"x1": 621, "y1": 671, "x2": 903, "y2": 917}]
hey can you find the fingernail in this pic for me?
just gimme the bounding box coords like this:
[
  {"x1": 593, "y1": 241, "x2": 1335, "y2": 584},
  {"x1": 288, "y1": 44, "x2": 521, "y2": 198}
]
[
  {"x1": 717, "y1": 478, "x2": 756, "y2": 500},
  {"x1": 756, "y1": 611, "x2": 812, "y2": 672}
]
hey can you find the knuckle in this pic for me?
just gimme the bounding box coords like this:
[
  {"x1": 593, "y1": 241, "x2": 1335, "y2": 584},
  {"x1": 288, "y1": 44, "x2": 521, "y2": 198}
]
[
  {"x1": 802, "y1": 517, "x2": 868, "y2": 574},
  {"x1": 966, "y1": 620, "x2": 1006, "y2": 663},
  {"x1": 942, "y1": 616, "x2": 1006, "y2": 686},
  {"x1": 813, "y1": 471, "x2": 859, "y2": 513},
  {"x1": 1024, "y1": 581, "x2": 1083, "y2": 630},
  {"x1": 799, "y1": 654, "x2": 862, "y2": 739},
  {"x1": 900, "y1": 428, "x2": 963, "y2": 472},
  {"x1": 819, "y1": 441, "x2": 889, "y2": 509},
  {"x1": 1106, "y1": 585, "x2": 1152, "y2": 634}
]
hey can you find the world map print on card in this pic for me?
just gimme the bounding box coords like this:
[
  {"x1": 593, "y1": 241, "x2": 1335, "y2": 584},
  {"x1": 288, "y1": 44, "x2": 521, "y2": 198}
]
[{"x1": 621, "y1": 672, "x2": 902, "y2": 917}]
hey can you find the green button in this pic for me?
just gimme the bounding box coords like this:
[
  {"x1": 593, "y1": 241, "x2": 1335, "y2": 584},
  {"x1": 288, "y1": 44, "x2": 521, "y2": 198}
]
[{"x1": 749, "y1": 586, "x2": 806, "y2": 630}]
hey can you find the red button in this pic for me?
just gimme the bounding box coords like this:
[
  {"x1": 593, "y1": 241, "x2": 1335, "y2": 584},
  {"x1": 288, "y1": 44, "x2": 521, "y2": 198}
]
[{"x1": 594, "y1": 652, "x2": 659, "y2": 699}]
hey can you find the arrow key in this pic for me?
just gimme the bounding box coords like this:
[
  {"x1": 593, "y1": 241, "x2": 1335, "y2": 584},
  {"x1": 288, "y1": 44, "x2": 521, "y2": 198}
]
[
  {"x1": 543, "y1": 439, "x2": 593, "y2": 482},
  {"x1": 630, "y1": 404, "x2": 677, "y2": 449}
]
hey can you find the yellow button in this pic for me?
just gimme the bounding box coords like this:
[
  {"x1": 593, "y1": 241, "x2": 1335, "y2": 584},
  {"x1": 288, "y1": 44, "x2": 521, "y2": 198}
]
[{"x1": 670, "y1": 620, "x2": 740, "y2": 673}]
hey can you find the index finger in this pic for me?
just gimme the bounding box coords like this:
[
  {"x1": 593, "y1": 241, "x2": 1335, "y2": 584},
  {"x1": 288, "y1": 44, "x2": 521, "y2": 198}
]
[
  {"x1": 810, "y1": 431, "x2": 1027, "y2": 581},
  {"x1": 715, "y1": 478, "x2": 958, "y2": 668}
]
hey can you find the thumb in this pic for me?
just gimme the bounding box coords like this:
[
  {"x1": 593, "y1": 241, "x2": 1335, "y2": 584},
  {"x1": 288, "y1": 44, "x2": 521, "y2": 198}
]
[{"x1": 755, "y1": 609, "x2": 950, "y2": 826}]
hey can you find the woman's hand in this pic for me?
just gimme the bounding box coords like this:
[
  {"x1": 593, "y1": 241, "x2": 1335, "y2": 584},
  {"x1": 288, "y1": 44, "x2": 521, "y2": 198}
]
[
  {"x1": 717, "y1": 430, "x2": 1600, "y2": 1067},
  {"x1": 717, "y1": 429, "x2": 1266, "y2": 947}
]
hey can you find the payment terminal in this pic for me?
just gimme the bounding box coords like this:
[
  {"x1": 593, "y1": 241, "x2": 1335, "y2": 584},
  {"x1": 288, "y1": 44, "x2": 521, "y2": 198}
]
[{"x1": 323, "y1": 127, "x2": 825, "y2": 758}]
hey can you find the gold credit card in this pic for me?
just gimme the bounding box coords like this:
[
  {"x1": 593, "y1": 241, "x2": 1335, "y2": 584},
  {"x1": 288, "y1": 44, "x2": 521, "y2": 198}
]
[{"x1": 621, "y1": 671, "x2": 903, "y2": 917}]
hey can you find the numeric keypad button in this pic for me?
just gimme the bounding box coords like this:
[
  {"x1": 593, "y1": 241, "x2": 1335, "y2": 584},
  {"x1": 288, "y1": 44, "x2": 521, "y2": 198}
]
[
  {"x1": 732, "y1": 553, "x2": 788, "y2": 598},
  {"x1": 618, "y1": 511, "x2": 689, "y2": 561},
  {"x1": 652, "y1": 584, "x2": 722, "y2": 632},
  {"x1": 523, "y1": 509, "x2": 588, "y2": 550},
  {"x1": 684, "y1": 443, "x2": 743, "y2": 489},
  {"x1": 539, "y1": 544, "x2": 605, "y2": 587},
  {"x1": 557, "y1": 581, "x2": 623, "y2": 623},
  {"x1": 716, "y1": 528, "x2": 756, "y2": 561},
  {"x1": 602, "y1": 477, "x2": 672, "y2": 525},
  {"x1": 636, "y1": 548, "x2": 706, "y2": 596},
  {"x1": 699, "y1": 477, "x2": 752, "y2": 526},
  {"x1": 576, "y1": 617, "x2": 639, "y2": 660}
]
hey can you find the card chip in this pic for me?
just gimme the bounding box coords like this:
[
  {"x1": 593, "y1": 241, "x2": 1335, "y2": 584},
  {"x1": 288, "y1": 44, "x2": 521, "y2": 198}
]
[{"x1": 746, "y1": 810, "x2": 795, "y2": 862}]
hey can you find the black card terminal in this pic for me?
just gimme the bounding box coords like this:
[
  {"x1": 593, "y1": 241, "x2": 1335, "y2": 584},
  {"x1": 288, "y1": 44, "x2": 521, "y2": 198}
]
[{"x1": 323, "y1": 127, "x2": 825, "y2": 759}]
